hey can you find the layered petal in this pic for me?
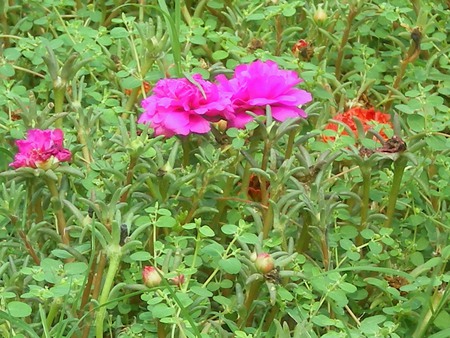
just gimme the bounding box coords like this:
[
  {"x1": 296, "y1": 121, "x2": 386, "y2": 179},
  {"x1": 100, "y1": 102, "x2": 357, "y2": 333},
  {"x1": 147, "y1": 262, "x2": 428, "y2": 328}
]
[
  {"x1": 217, "y1": 60, "x2": 312, "y2": 128},
  {"x1": 138, "y1": 74, "x2": 232, "y2": 137},
  {"x1": 323, "y1": 107, "x2": 393, "y2": 141},
  {"x1": 10, "y1": 129, "x2": 71, "y2": 169}
]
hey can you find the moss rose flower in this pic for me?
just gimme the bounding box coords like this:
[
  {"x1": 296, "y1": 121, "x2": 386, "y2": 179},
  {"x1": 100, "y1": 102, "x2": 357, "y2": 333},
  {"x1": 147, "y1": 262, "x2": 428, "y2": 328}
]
[
  {"x1": 138, "y1": 74, "x2": 232, "y2": 137},
  {"x1": 323, "y1": 107, "x2": 392, "y2": 141},
  {"x1": 10, "y1": 129, "x2": 71, "y2": 169},
  {"x1": 216, "y1": 60, "x2": 312, "y2": 128}
]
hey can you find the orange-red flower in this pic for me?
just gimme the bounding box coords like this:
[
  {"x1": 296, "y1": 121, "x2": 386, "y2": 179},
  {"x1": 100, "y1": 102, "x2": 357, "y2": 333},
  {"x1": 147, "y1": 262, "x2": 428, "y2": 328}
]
[
  {"x1": 124, "y1": 81, "x2": 152, "y2": 97},
  {"x1": 292, "y1": 39, "x2": 313, "y2": 60},
  {"x1": 323, "y1": 107, "x2": 392, "y2": 141}
]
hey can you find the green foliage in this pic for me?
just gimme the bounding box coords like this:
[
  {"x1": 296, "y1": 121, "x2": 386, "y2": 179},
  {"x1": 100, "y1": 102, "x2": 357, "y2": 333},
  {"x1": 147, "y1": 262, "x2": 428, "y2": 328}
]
[{"x1": 0, "y1": 0, "x2": 449, "y2": 337}]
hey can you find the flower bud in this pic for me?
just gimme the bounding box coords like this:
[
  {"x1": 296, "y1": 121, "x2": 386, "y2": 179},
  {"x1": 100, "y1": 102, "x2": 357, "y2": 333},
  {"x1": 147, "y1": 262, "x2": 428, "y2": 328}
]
[
  {"x1": 314, "y1": 7, "x2": 328, "y2": 22},
  {"x1": 255, "y1": 253, "x2": 275, "y2": 274},
  {"x1": 170, "y1": 274, "x2": 185, "y2": 287},
  {"x1": 142, "y1": 266, "x2": 162, "y2": 288}
]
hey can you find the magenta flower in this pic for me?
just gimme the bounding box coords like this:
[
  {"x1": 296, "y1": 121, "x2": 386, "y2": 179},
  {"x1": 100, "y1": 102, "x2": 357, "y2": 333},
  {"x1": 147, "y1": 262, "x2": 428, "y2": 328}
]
[
  {"x1": 217, "y1": 60, "x2": 312, "y2": 128},
  {"x1": 138, "y1": 74, "x2": 232, "y2": 137},
  {"x1": 10, "y1": 129, "x2": 71, "y2": 169}
]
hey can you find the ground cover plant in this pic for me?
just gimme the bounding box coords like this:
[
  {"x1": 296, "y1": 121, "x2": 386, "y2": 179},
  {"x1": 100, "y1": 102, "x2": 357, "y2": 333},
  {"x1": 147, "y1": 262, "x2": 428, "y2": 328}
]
[{"x1": 0, "y1": 0, "x2": 449, "y2": 337}]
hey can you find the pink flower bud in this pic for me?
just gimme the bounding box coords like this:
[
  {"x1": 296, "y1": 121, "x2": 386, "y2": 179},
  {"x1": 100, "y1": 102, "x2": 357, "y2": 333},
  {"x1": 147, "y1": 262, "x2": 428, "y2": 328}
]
[
  {"x1": 255, "y1": 253, "x2": 275, "y2": 274},
  {"x1": 170, "y1": 274, "x2": 185, "y2": 287},
  {"x1": 142, "y1": 266, "x2": 162, "y2": 288}
]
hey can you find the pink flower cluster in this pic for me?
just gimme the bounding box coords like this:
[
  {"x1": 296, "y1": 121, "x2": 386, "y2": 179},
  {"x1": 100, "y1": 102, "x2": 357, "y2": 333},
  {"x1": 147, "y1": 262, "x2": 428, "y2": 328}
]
[
  {"x1": 10, "y1": 129, "x2": 71, "y2": 169},
  {"x1": 138, "y1": 60, "x2": 312, "y2": 137}
]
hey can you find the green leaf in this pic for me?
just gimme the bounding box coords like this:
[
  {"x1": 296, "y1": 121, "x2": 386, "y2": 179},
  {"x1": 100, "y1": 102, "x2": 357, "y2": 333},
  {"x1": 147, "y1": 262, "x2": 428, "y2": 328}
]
[
  {"x1": 151, "y1": 303, "x2": 175, "y2": 319},
  {"x1": 199, "y1": 225, "x2": 215, "y2": 237},
  {"x1": 191, "y1": 286, "x2": 213, "y2": 297},
  {"x1": 64, "y1": 262, "x2": 88, "y2": 275},
  {"x1": 110, "y1": 27, "x2": 129, "y2": 38},
  {"x1": 328, "y1": 289, "x2": 348, "y2": 307},
  {"x1": 338, "y1": 282, "x2": 357, "y2": 294},
  {"x1": 407, "y1": 115, "x2": 425, "y2": 132},
  {"x1": 7, "y1": 301, "x2": 32, "y2": 318},
  {"x1": 221, "y1": 224, "x2": 238, "y2": 235},
  {"x1": 212, "y1": 50, "x2": 229, "y2": 61},
  {"x1": 219, "y1": 258, "x2": 241, "y2": 274},
  {"x1": 0, "y1": 63, "x2": 15, "y2": 77},
  {"x1": 238, "y1": 233, "x2": 259, "y2": 244},
  {"x1": 155, "y1": 216, "x2": 176, "y2": 228},
  {"x1": 130, "y1": 251, "x2": 152, "y2": 261},
  {"x1": 191, "y1": 35, "x2": 206, "y2": 45},
  {"x1": 312, "y1": 314, "x2": 336, "y2": 327},
  {"x1": 426, "y1": 135, "x2": 448, "y2": 151}
]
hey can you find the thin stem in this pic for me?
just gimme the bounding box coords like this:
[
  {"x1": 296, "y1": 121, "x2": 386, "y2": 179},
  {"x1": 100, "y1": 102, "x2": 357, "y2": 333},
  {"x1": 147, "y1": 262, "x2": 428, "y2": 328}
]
[
  {"x1": 274, "y1": 15, "x2": 283, "y2": 56},
  {"x1": 53, "y1": 87, "x2": 65, "y2": 129},
  {"x1": 357, "y1": 164, "x2": 371, "y2": 246},
  {"x1": 120, "y1": 155, "x2": 138, "y2": 203},
  {"x1": 18, "y1": 230, "x2": 40, "y2": 265},
  {"x1": 261, "y1": 139, "x2": 272, "y2": 239},
  {"x1": 296, "y1": 212, "x2": 311, "y2": 253},
  {"x1": 335, "y1": 7, "x2": 358, "y2": 80},
  {"x1": 242, "y1": 279, "x2": 264, "y2": 327},
  {"x1": 383, "y1": 155, "x2": 408, "y2": 227},
  {"x1": 284, "y1": 128, "x2": 298, "y2": 160},
  {"x1": 384, "y1": 29, "x2": 421, "y2": 112},
  {"x1": 95, "y1": 247, "x2": 122, "y2": 338},
  {"x1": 412, "y1": 288, "x2": 445, "y2": 338},
  {"x1": 46, "y1": 178, "x2": 69, "y2": 245},
  {"x1": 45, "y1": 300, "x2": 60, "y2": 329}
]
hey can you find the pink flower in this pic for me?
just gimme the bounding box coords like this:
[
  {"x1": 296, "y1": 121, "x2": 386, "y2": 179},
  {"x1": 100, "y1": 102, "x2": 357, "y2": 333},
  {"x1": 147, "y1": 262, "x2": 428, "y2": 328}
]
[
  {"x1": 216, "y1": 60, "x2": 312, "y2": 128},
  {"x1": 10, "y1": 129, "x2": 71, "y2": 169},
  {"x1": 142, "y1": 266, "x2": 162, "y2": 288},
  {"x1": 138, "y1": 74, "x2": 232, "y2": 137}
]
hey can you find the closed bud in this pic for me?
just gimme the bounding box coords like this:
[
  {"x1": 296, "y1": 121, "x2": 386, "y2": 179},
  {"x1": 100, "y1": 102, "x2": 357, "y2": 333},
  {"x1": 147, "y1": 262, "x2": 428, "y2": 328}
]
[
  {"x1": 170, "y1": 274, "x2": 185, "y2": 287},
  {"x1": 255, "y1": 253, "x2": 275, "y2": 274},
  {"x1": 314, "y1": 7, "x2": 328, "y2": 22},
  {"x1": 142, "y1": 266, "x2": 162, "y2": 288}
]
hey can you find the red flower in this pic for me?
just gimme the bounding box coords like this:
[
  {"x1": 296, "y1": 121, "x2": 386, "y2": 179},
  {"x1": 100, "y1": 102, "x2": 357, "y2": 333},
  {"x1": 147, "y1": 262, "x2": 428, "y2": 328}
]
[
  {"x1": 292, "y1": 40, "x2": 313, "y2": 60},
  {"x1": 323, "y1": 107, "x2": 392, "y2": 141},
  {"x1": 247, "y1": 174, "x2": 269, "y2": 202},
  {"x1": 124, "y1": 81, "x2": 152, "y2": 96}
]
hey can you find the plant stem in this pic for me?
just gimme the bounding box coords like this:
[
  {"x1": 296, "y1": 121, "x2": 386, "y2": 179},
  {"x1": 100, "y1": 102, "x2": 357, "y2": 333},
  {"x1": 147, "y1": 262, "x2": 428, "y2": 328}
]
[
  {"x1": 384, "y1": 31, "x2": 421, "y2": 112},
  {"x1": 46, "y1": 178, "x2": 69, "y2": 245},
  {"x1": 296, "y1": 212, "x2": 311, "y2": 253},
  {"x1": 46, "y1": 299, "x2": 60, "y2": 328},
  {"x1": 284, "y1": 128, "x2": 298, "y2": 160},
  {"x1": 241, "y1": 279, "x2": 264, "y2": 327},
  {"x1": 95, "y1": 247, "x2": 122, "y2": 338},
  {"x1": 383, "y1": 155, "x2": 407, "y2": 227},
  {"x1": 120, "y1": 155, "x2": 138, "y2": 203},
  {"x1": 18, "y1": 230, "x2": 40, "y2": 265},
  {"x1": 412, "y1": 288, "x2": 444, "y2": 338},
  {"x1": 357, "y1": 163, "x2": 371, "y2": 246},
  {"x1": 261, "y1": 139, "x2": 272, "y2": 239},
  {"x1": 335, "y1": 6, "x2": 358, "y2": 80},
  {"x1": 53, "y1": 87, "x2": 65, "y2": 129}
]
